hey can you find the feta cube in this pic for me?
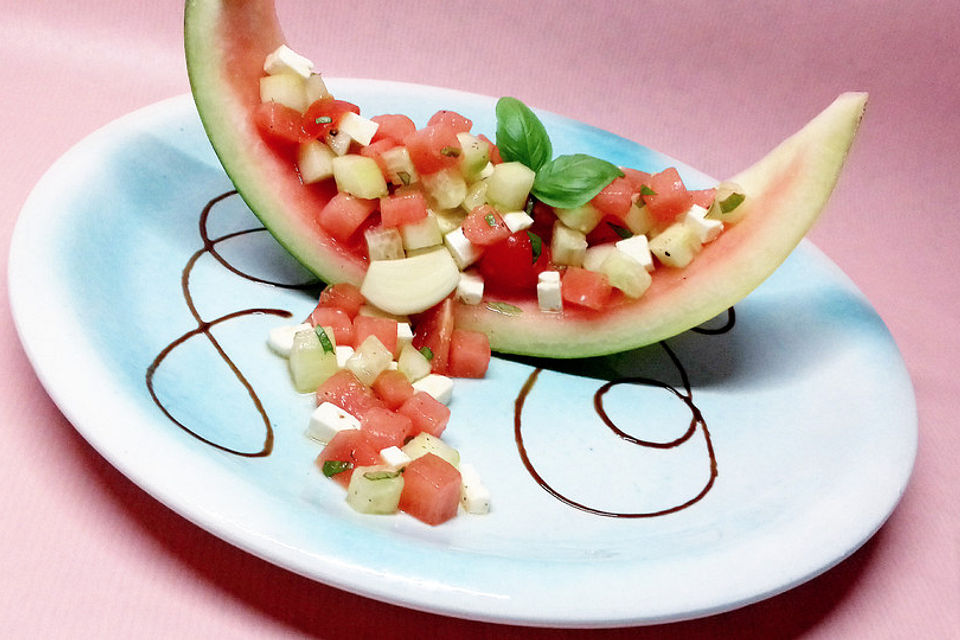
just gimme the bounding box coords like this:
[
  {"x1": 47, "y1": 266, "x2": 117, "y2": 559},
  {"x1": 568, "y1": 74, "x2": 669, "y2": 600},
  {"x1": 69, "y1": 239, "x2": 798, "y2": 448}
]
[
  {"x1": 412, "y1": 373, "x2": 454, "y2": 405},
  {"x1": 459, "y1": 463, "x2": 491, "y2": 514},
  {"x1": 338, "y1": 112, "x2": 380, "y2": 146},
  {"x1": 268, "y1": 323, "x2": 312, "y2": 357},
  {"x1": 335, "y1": 345, "x2": 355, "y2": 368},
  {"x1": 263, "y1": 44, "x2": 314, "y2": 79},
  {"x1": 379, "y1": 446, "x2": 412, "y2": 469},
  {"x1": 307, "y1": 402, "x2": 360, "y2": 443},
  {"x1": 443, "y1": 227, "x2": 481, "y2": 269},
  {"x1": 683, "y1": 204, "x2": 723, "y2": 243},
  {"x1": 396, "y1": 323, "x2": 414, "y2": 351},
  {"x1": 615, "y1": 234, "x2": 655, "y2": 272},
  {"x1": 456, "y1": 271, "x2": 484, "y2": 305},
  {"x1": 501, "y1": 211, "x2": 534, "y2": 233},
  {"x1": 537, "y1": 270, "x2": 563, "y2": 312}
]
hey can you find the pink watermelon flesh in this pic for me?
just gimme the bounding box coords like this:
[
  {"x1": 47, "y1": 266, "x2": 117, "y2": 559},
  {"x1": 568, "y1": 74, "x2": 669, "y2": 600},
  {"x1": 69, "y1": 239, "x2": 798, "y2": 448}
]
[{"x1": 185, "y1": 0, "x2": 867, "y2": 358}]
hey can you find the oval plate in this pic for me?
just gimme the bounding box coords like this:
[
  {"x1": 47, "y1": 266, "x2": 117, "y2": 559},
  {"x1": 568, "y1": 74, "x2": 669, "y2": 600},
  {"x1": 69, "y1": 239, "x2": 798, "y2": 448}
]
[{"x1": 8, "y1": 82, "x2": 917, "y2": 627}]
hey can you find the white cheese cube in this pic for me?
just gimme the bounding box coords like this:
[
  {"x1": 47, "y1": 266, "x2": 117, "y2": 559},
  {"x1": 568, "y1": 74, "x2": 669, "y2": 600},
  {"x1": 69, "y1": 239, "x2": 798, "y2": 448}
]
[
  {"x1": 268, "y1": 323, "x2": 312, "y2": 357},
  {"x1": 338, "y1": 112, "x2": 380, "y2": 146},
  {"x1": 263, "y1": 44, "x2": 314, "y2": 79},
  {"x1": 379, "y1": 446, "x2": 412, "y2": 469},
  {"x1": 307, "y1": 402, "x2": 360, "y2": 443},
  {"x1": 443, "y1": 227, "x2": 481, "y2": 269},
  {"x1": 459, "y1": 463, "x2": 491, "y2": 514},
  {"x1": 683, "y1": 204, "x2": 723, "y2": 243},
  {"x1": 615, "y1": 234, "x2": 655, "y2": 272},
  {"x1": 397, "y1": 323, "x2": 414, "y2": 351},
  {"x1": 413, "y1": 373, "x2": 454, "y2": 405},
  {"x1": 537, "y1": 270, "x2": 563, "y2": 312},
  {"x1": 335, "y1": 345, "x2": 355, "y2": 368},
  {"x1": 456, "y1": 271, "x2": 484, "y2": 305},
  {"x1": 501, "y1": 211, "x2": 534, "y2": 233}
]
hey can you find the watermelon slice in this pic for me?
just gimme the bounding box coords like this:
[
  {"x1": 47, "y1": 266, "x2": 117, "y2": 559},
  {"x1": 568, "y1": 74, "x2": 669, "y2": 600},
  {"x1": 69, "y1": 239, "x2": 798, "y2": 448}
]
[{"x1": 184, "y1": 0, "x2": 867, "y2": 358}]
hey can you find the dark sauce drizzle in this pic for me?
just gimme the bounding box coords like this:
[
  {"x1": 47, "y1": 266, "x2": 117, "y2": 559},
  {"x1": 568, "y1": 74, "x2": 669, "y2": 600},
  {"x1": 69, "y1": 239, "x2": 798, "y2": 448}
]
[
  {"x1": 145, "y1": 191, "x2": 317, "y2": 457},
  {"x1": 514, "y1": 308, "x2": 735, "y2": 517}
]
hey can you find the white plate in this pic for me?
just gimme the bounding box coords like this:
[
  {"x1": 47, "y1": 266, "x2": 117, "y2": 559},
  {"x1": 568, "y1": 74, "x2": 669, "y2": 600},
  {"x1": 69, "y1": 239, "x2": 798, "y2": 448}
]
[{"x1": 8, "y1": 83, "x2": 917, "y2": 627}]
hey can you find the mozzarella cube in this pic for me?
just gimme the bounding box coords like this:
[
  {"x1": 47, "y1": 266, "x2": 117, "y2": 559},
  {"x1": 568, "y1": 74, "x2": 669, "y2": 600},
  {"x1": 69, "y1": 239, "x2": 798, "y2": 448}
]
[
  {"x1": 379, "y1": 446, "x2": 412, "y2": 469},
  {"x1": 615, "y1": 234, "x2": 655, "y2": 272},
  {"x1": 683, "y1": 204, "x2": 723, "y2": 243},
  {"x1": 459, "y1": 463, "x2": 491, "y2": 514},
  {"x1": 307, "y1": 402, "x2": 360, "y2": 443},
  {"x1": 263, "y1": 44, "x2": 314, "y2": 79},
  {"x1": 537, "y1": 270, "x2": 563, "y2": 312},
  {"x1": 338, "y1": 112, "x2": 380, "y2": 146},
  {"x1": 267, "y1": 323, "x2": 312, "y2": 357},
  {"x1": 456, "y1": 271, "x2": 484, "y2": 305},
  {"x1": 443, "y1": 227, "x2": 481, "y2": 269},
  {"x1": 335, "y1": 345, "x2": 355, "y2": 368},
  {"x1": 396, "y1": 323, "x2": 414, "y2": 351},
  {"x1": 502, "y1": 211, "x2": 534, "y2": 233},
  {"x1": 412, "y1": 373, "x2": 454, "y2": 405}
]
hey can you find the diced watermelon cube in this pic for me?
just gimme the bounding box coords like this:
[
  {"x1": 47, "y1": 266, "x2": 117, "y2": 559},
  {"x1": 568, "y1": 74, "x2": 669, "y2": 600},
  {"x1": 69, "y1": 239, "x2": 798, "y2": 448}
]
[
  {"x1": 461, "y1": 205, "x2": 511, "y2": 247},
  {"x1": 397, "y1": 391, "x2": 451, "y2": 438},
  {"x1": 446, "y1": 329, "x2": 491, "y2": 378},
  {"x1": 372, "y1": 369, "x2": 415, "y2": 410},
  {"x1": 318, "y1": 193, "x2": 378, "y2": 241},
  {"x1": 370, "y1": 114, "x2": 417, "y2": 145},
  {"x1": 353, "y1": 315, "x2": 398, "y2": 354},
  {"x1": 360, "y1": 138, "x2": 397, "y2": 177},
  {"x1": 590, "y1": 176, "x2": 633, "y2": 220},
  {"x1": 398, "y1": 453, "x2": 462, "y2": 525},
  {"x1": 562, "y1": 267, "x2": 612, "y2": 311},
  {"x1": 360, "y1": 407, "x2": 413, "y2": 450},
  {"x1": 690, "y1": 188, "x2": 717, "y2": 209},
  {"x1": 427, "y1": 110, "x2": 473, "y2": 133},
  {"x1": 316, "y1": 429, "x2": 381, "y2": 487},
  {"x1": 380, "y1": 189, "x2": 429, "y2": 228},
  {"x1": 620, "y1": 167, "x2": 652, "y2": 194},
  {"x1": 254, "y1": 102, "x2": 303, "y2": 145},
  {"x1": 314, "y1": 283, "x2": 365, "y2": 319},
  {"x1": 316, "y1": 370, "x2": 386, "y2": 418},
  {"x1": 641, "y1": 167, "x2": 694, "y2": 224},
  {"x1": 307, "y1": 306, "x2": 354, "y2": 346},
  {"x1": 404, "y1": 123, "x2": 461, "y2": 175},
  {"x1": 411, "y1": 298, "x2": 454, "y2": 373}
]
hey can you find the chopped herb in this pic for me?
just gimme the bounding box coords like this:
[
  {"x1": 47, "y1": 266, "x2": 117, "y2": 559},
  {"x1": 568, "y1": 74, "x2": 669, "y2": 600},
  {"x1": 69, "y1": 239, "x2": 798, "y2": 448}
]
[
  {"x1": 484, "y1": 213, "x2": 497, "y2": 227},
  {"x1": 363, "y1": 469, "x2": 401, "y2": 481},
  {"x1": 640, "y1": 185, "x2": 657, "y2": 196},
  {"x1": 609, "y1": 222, "x2": 633, "y2": 239},
  {"x1": 527, "y1": 231, "x2": 542, "y2": 263},
  {"x1": 440, "y1": 146, "x2": 461, "y2": 157},
  {"x1": 419, "y1": 346, "x2": 434, "y2": 361},
  {"x1": 485, "y1": 301, "x2": 523, "y2": 316},
  {"x1": 524, "y1": 197, "x2": 535, "y2": 217},
  {"x1": 322, "y1": 460, "x2": 351, "y2": 477},
  {"x1": 720, "y1": 192, "x2": 746, "y2": 213},
  {"x1": 397, "y1": 171, "x2": 411, "y2": 185},
  {"x1": 315, "y1": 116, "x2": 332, "y2": 125},
  {"x1": 315, "y1": 326, "x2": 335, "y2": 354}
]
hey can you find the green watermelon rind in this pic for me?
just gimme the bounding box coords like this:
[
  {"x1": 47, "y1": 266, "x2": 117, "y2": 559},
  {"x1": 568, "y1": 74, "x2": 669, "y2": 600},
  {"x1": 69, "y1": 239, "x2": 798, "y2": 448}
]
[{"x1": 184, "y1": 0, "x2": 867, "y2": 358}]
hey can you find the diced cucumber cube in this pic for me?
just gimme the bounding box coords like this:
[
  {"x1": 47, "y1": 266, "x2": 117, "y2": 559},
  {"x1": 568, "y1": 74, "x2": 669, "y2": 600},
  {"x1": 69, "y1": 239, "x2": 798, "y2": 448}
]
[
  {"x1": 623, "y1": 203, "x2": 656, "y2": 236},
  {"x1": 398, "y1": 343, "x2": 432, "y2": 382},
  {"x1": 434, "y1": 208, "x2": 467, "y2": 235},
  {"x1": 456, "y1": 132, "x2": 490, "y2": 183},
  {"x1": 550, "y1": 221, "x2": 587, "y2": 267},
  {"x1": 297, "y1": 140, "x2": 336, "y2": 184},
  {"x1": 583, "y1": 243, "x2": 617, "y2": 272},
  {"x1": 400, "y1": 210, "x2": 443, "y2": 251},
  {"x1": 598, "y1": 249, "x2": 653, "y2": 298},
  {"x1": 304, "y1": 73, "x2": 330, "y2": 104},
  {"x1": 332, "y1": 154, "x2": 388, "y2": 199},
  {"x1": 380, "y1": 146, "x2": 419, "y2": 186},
  {"x1": 346, "y1": 465, "x2": 404, "y2": 514},
  {"x1": 364, "y1": 226, "x2": 405, "y2": 261},
  {"x1": 648, "y1": 223, "x2": 701, "y2": 268},
  {"x1": 401, "y1": 433, "x2": 460, "y2": 468},
  {"x1": 346, "y1": 335, "x2": 394, "y2": 386},
  {"x1": 461, "y1": 180, "x2": 488, "y2": 213},
  {"x1": 422, "y1": 167, "x2": 467, "y2": 210},
  {"x1": 485, "y1": 162, "x2": 535, "y2": 211},
  {"x1": 259, "y1": 73, "x2": 307, "y2": 113},
  {"x1": 554, "y1": 202, "x2": 603, "y2": 234},
  {"x1": 706, "y1": 181, "x2": 748, "y2": 224},
  {"x1": 288, "y1": 326, "x2": 338, "y2": 393}
]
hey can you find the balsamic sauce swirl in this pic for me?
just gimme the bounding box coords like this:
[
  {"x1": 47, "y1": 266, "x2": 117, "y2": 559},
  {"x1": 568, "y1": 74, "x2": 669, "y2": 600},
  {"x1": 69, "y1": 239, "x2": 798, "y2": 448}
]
[{"x1": 145, "y1": 191, "x2": 316, "y2": 457}]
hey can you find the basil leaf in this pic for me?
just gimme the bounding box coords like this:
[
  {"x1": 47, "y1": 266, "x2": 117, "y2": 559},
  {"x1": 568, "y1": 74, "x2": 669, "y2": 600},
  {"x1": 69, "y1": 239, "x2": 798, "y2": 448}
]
[
  {"x1": 314, "y1": 326, "x2": 335, "y2": 354},
  {"x1": 363, "y1": 469, "x2": 401, "y2": 481},
  {"x1": 531, "y1": 154, "x2": 624, "y2": 209},
  {"x1": 720, "y1": 192, "x2": 745, "y2": 213},
  {"x1": 485, "y1": 301, "x2": 523, "y2": 316},
  {"x1": 608, "y1": 222, "x2": 633, "y2": 239},
  {"x1": 527, "y1": 231, "x2": 542, "y2": 264},
  {"x1": 495, "y1": 97, "x2": 552, "y2": 172},
  {"x1": 419, "y1": 346, "x2": 434, "y2": 361},
  {"x1": 640, "y1": 185, "x2": 657, "y2": 196},
  {"x1": 322, "y1": 460, "x2": 351, "y2": 477}
]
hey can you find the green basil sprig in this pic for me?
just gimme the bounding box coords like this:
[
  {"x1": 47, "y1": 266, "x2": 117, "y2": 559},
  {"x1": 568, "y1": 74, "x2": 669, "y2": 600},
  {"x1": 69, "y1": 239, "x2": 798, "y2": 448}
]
[
  {"x1": 495, "y1": 97, "x2": 623, "y2": 210},
  {"x1": 495, "y1": 97, "x2": 552, "y2": 172}
]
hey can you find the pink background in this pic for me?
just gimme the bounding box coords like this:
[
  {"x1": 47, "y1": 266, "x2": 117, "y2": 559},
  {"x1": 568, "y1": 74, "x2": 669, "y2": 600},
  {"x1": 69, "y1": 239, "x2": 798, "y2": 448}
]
[{"x1": 2, "y1": 1, "x2": 958, "y2": 637}]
